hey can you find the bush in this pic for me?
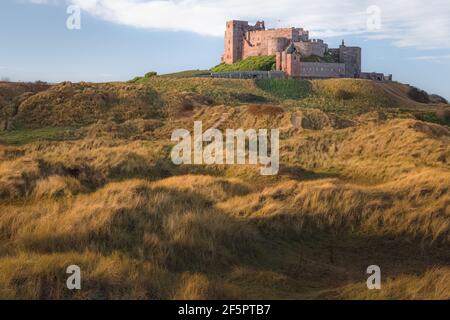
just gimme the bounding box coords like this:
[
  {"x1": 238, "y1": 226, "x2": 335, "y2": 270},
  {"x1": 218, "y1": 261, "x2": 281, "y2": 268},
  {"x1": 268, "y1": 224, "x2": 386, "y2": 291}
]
[
  {"x1": 129, "y1": 72, "x2": 158, "y2": 83},
  {"x1": 334, "y1": 89, "x2": 354, "y2": 100},
  {"x1": 144, "y1": 72, "x2": 158, "y2": 78},
  {"x1": 248, "y1": 104, "x2": 284, "y2": 116},
  {"x1": 429, "y1": 94, "x2": 448, "y2": 104},
  {"x1": 436, "y1": 108, "x2": 450, "y2": 123},
  {"x1": 231, "y1": 92, "x2": 268, "y2": 103},
  {"x1": 408, "y1": 86, "x2": 430, "y2": 103}
]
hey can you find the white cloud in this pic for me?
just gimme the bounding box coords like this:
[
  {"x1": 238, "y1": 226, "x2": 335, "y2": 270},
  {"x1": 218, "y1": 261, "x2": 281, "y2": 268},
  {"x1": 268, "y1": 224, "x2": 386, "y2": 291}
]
[
  {"x1": 408, "y1": 54, "x2": 450, "y2": 61},
  {"x1": 31, "y1": 0, "x2": 450, "y2": 49}
]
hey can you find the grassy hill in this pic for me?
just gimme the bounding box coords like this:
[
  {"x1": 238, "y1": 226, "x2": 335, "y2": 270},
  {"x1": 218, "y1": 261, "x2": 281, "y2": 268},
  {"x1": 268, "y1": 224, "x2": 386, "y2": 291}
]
[
  {"x1": 211, "y1": 55, "x2": 276, "y2": 72},
  {"x1": 0, "y1": 75, "x2": 449, "y2": 299}
]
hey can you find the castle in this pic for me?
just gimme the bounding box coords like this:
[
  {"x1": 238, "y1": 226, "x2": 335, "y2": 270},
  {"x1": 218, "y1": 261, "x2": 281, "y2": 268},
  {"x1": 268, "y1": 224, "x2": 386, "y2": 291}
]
[{"x1": 220, "y1": 20, "x2": 391, "y2": 81}]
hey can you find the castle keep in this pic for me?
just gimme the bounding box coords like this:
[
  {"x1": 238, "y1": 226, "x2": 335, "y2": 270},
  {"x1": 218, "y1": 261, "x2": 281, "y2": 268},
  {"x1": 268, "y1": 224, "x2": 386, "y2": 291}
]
[{"x1": 221, "y1": 20, "x2": 391, "y2": 80}]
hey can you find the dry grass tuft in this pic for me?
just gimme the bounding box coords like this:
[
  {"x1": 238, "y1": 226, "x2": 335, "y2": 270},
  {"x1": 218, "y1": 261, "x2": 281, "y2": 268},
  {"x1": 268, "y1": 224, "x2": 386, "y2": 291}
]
[
  {"x1": 328, "y1": 268, "x2": 450, "y2": 300},
  {"x1": 33, "y1": 175, "x2": 84, "y2": 198}
]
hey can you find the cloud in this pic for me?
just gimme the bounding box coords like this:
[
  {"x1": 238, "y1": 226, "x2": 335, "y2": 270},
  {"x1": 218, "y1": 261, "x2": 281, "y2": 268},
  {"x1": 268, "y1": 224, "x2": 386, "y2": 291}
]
[
  {"x1": 30, "y1": 0, "x2": 450, "y2": 49},
  {"x1": 29, "y1": 0, "x2": 58, "y2": 4},
  {"x1": 408, "y1": 54, "x2": 450, "y2": 61}
]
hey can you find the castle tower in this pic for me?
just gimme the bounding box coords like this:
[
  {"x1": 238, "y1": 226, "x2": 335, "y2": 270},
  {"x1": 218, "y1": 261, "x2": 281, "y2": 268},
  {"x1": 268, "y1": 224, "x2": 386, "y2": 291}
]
[
  {"x1": 339, "y1": 42, "x2": 361, "y2": 78},
  {"x1": 222, "y1": 20, "x2": 249, "y2": 64},
  {"x1": 276, "y1": 43, "x2": 301, "y2": 78}
]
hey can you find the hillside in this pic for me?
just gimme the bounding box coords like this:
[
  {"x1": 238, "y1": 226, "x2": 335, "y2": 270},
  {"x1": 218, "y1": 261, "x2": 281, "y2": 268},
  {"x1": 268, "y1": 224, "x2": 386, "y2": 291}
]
[
  {"x1": 211, "y1": 55, "x2": 276, "y2": 72},
  {"x1": 0, "y1": 76, "x2": 449, "y2": 299}
]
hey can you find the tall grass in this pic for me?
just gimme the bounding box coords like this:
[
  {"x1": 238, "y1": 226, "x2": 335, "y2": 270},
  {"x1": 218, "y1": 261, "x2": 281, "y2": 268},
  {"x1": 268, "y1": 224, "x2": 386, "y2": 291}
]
[{"x1": 0, "y1": 77, "x2": 449, "y2": 299}]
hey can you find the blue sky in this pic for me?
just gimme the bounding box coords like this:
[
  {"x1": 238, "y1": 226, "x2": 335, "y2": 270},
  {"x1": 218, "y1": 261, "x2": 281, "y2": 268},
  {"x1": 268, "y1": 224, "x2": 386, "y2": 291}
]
[{"x1": 1, "y1": 0, "x2": 449, "y2": 99}]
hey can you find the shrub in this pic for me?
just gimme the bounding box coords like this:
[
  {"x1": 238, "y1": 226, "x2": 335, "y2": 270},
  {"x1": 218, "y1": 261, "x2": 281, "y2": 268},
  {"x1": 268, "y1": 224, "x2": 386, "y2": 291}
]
[
  {"x1": 231, "y1": 92, "x2": 268, "y2": 103},
  {"x1": 180, "y1": 98, "x2": 194, "y2": 112},
  {"x1": 436, "y1": 108, "x2": 450, "y2": 123},
  {"x1": 144, "y1": 72, "x2": 158, "y2": 78},
  {"x1": 430, "y1": 94, "x2": 448, "y2": 104},
  {"x1": 334, "y1": 89, "x2": 354, "y2": 100},
  {"x1": 408, "y1": 86, "x2": 430, "y2": 103},
  {"x1": 248, "y1": 105, "x2": 284, "y2": 116}
]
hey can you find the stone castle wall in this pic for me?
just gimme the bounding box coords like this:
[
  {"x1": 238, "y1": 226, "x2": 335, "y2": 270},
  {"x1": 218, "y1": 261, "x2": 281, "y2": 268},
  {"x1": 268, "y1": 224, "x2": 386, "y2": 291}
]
[
  {"x1": 211, "y1": 71, "x2": 285, "y2": 79},
  {"x1": 223, "y1": 20, "x2": 252, "y2": 64},
  {"x1": 242, "y1": 28, "x2": 308, "y2": 59},
  {"x1": 339, "y1": 45, "x2": 361, "y2": 78},
  {"x1": 223, "y1": 21, "x2": 310, "y2": 63},
  {"x1": 300, "y1": 62, "x2": 346, "y2": 78},
  {"x1": 294, "y1": 40, "x2": 328, "y2": 58},
  {"x1": 276, "y1": 50, "x2": 346, "y2": 78}
]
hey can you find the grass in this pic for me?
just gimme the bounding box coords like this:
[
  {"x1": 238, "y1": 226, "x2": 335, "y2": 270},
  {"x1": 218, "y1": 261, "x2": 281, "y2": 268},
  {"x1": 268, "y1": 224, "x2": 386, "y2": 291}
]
[
  {"x1": 161, "y1": 70, "x2": 211, "y2": 78},
  {"x1": 211, "y1": 55, "x2": 276, "y2": 72},
  {"x1": 415, "y1": 111, "x2": 450, "y2": 127},
  {"x1": 0, "y1": 77, "x2": 449, "y2": 299},
  {"x1": 0, "y1": 127, "x2": 72, "y2": 145},
  {"x1": 256, "y1": 79, "x2": 311, "y2": 100}
]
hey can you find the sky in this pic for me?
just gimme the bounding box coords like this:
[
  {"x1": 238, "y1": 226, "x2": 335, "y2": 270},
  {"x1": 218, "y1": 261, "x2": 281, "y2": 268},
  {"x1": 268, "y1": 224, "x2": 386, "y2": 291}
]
[{"x1": 0, "y1": 0, "x2": 449, "y2": 99}]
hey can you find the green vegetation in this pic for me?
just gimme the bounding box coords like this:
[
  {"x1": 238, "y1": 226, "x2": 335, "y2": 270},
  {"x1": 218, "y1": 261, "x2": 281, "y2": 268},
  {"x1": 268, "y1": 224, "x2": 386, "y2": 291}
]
[
  {"x1": 408, "y1": 86, "x2": 430, "y2": 103},
  {"x1": 129, "y1": 71, "x2": 158, "y2": 83},
  {"x1": 430, "y1": 94, "x2": 448, "y2": 104},
  {"x1": 161, "y1": 70, "x2": 211, "y2": 78},
  {"x1": 334, "y1": 89, "x2": 354, "y2": 100},
  {"x1": 415, "y1": 111, "x2": 450, "y2": 127},
  {"x1": 256, "y1": 79, "x2": 311, "y2": 100},
  {"x1": 211, "y1": 55, "x2": 276, "y2": 72},
  {"x1": 0, "y1": 127, "x2": 72, "y2": 145}
]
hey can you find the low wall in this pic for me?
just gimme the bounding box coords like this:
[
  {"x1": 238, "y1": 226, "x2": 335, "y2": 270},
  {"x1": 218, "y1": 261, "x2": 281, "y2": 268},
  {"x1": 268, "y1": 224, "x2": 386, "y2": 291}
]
[
  {"x1": 361, "y1": 72, "x2": 393, "y2": 81},
  {"x1": 300, "y1": 62, "x2": 346, "y2": 78},
  {"x1": 211, "y1": 71, "x2": 286, "y2": 79}
]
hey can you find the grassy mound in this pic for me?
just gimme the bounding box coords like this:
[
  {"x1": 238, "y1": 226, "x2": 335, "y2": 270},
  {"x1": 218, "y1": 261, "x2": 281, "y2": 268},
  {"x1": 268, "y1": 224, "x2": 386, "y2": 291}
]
[{"x1": 211, "y1": 55, "x2": 276, "y2": 72}]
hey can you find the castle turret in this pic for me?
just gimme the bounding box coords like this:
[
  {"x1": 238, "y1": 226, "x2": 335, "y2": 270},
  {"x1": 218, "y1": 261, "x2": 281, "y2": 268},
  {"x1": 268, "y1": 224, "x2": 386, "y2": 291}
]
[
  {"x1": 339, "y1": 42, "x2": 361, "y2": 78},
  {"x1": 223, "y1": 20, "x2": 249, "y2": 64},
  {"x1": 276, "y1": 43, "x2": 301, "y2": 78}
]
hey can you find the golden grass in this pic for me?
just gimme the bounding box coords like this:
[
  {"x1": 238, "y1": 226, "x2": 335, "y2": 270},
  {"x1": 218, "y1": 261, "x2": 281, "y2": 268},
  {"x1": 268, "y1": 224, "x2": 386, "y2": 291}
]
[
  {"x1": 0, "y1": 252, "x2": 172, "y2": 299},
  {"x1": 327, "y1": 267, "x2": 450, "y2": 300},
  {"x1": 0, "y1": 78, "x2": 449, "y2": 300},
  {"x1": 33, "y1": 175, "x2": 84, "y2": 199}
]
